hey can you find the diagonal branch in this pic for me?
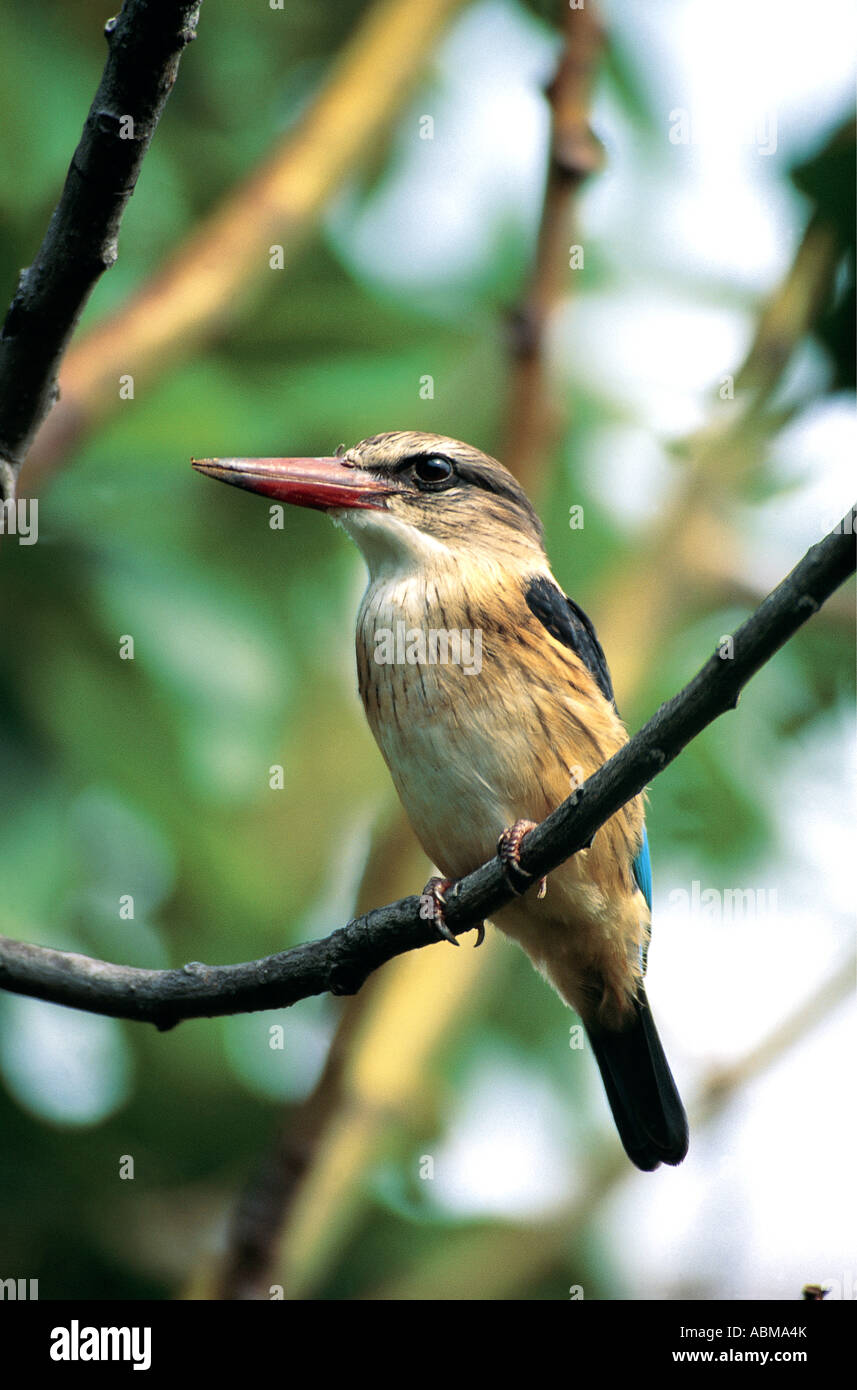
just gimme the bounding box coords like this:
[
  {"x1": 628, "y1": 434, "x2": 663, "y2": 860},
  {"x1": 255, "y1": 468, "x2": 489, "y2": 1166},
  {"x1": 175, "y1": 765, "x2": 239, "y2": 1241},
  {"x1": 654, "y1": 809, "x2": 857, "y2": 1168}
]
[
  {"x1": 0, "y1": 506, "x2": 852, "y2": 1028},
  {"x1": 0, "y1": 0, "x2": 203, "y2": 501}
]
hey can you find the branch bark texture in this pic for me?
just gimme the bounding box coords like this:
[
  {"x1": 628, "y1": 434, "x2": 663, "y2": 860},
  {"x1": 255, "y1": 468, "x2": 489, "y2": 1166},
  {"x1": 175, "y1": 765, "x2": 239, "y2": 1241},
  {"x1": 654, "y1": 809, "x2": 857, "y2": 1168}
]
[
  {"x1": 0, "y1": 507, "x2": 853, "y2": 1029},
  {"x1": 0, "y1": 0, "x2": 202, "y2": 498}
]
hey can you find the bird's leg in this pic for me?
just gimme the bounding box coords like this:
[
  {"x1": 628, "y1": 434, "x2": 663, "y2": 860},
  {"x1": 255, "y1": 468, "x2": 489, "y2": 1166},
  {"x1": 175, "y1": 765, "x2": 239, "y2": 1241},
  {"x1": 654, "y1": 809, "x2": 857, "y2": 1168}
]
[
  {"x1": 421, "y1": 876, "x2": 485, "y2": 948},
  {"x1": 497, "y1": 820, "x2": 547, "y2": 898}
]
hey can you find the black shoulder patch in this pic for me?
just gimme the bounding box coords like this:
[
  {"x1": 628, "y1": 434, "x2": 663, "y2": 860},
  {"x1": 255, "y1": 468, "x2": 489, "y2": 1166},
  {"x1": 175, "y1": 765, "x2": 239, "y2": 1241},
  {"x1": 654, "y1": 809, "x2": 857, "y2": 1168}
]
[{"x1": 523, "y1": 574, "x2": 615, "y2": 705}]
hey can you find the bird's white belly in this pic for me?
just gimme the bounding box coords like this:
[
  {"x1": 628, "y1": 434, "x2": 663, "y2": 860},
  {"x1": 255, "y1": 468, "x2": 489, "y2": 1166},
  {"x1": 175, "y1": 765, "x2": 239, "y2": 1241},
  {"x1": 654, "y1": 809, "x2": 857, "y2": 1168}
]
[
  {"x1": 357, "y1": 580, "x2": 530, "y2": 877},
  {"x1": 375, "y1": 666, "x2": 520, "y2": 877}
]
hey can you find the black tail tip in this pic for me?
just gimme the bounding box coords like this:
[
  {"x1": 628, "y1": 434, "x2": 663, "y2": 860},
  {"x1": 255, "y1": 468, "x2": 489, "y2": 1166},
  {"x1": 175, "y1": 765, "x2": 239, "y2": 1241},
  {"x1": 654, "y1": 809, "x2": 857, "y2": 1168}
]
[
  {"x1": 624, "y1": 1112, "x2": 690, "y2": 1171},
  {"x1": 587, "y1": 987, "x2": 689, "y2": 1172}
]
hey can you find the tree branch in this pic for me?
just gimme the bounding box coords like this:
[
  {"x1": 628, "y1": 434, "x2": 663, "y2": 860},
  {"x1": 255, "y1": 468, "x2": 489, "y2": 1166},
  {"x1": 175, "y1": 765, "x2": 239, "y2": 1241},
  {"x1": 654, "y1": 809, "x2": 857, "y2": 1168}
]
[
  {"x1": 0, "y1": 0, "x2": 202, "y2": 499},
  {"x1": 17, "y1": 0, "x2": 469, "y2": 497},
  {"x1": 502, "y1": 0, "x2": 605, "y2": 493},
  {"x1": 0, "y1": 507, "x2": 852, "y2": 1028}
]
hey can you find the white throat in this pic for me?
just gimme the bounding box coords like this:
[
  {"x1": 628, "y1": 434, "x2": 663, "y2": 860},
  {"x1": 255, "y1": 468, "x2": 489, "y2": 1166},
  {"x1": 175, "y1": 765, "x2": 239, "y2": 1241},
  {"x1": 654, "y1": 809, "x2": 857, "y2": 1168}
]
[{"x1": 333, "y1": 507, "x2": 452, "y2": 584}]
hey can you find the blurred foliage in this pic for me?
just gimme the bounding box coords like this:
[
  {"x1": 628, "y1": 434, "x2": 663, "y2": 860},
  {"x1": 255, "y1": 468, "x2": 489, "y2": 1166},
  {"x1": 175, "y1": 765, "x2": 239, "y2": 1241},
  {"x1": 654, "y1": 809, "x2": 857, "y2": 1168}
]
[
  {"x1": 0, "y1": 0, "x2": 853, "y2": 1300},
  {"x1": 790, "y1": 124, "x2": 856, "y2": 390}
]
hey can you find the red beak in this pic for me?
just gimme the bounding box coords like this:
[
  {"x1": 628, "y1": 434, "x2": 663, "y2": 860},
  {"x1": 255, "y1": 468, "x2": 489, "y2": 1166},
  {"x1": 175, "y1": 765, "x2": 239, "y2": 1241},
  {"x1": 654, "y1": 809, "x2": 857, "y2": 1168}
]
[{"x1": 190, "y1": 456, "x2": 396, "y2": 512}]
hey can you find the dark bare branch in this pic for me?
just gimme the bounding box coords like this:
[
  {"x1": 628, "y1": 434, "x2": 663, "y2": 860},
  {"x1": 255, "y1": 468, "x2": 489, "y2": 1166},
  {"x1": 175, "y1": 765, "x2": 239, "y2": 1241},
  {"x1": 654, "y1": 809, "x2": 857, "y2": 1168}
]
[
  {"x1": 0, "y1": 0, "x2": 202, "y2": 499},
  {"x1": 0, "y1": 507, "x2": 853, "y2": 1029}
]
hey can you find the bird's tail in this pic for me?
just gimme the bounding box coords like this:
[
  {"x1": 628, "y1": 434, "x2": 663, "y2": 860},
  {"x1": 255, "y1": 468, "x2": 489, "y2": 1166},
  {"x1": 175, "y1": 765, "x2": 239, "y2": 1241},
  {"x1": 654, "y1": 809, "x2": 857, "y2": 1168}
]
[{"x1": 586, "y1": 984, "x2": 689, "y2": 1171}]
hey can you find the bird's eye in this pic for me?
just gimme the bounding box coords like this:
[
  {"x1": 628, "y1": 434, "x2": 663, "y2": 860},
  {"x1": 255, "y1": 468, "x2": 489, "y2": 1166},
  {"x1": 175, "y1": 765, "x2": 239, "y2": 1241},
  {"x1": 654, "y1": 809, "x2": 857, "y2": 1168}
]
[{"x1": 411, "y1": 455, "x2": 454, "y2": 487}]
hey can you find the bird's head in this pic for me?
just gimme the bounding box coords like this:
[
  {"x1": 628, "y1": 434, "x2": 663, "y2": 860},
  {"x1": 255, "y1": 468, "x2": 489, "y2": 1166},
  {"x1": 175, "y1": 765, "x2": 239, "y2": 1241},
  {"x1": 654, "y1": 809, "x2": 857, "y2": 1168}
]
[{"x1": 192, "y1": 431, "x2": 545, "y2": 580}]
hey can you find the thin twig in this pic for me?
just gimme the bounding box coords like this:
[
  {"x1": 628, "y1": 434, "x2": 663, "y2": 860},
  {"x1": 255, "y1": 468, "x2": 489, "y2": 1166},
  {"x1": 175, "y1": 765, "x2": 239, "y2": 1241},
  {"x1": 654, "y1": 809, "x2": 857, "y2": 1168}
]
[
  {"x1": 0, "y1": 0, "x2": 202, "y2": 500},
  {"x1": 503, "y1": 1, "x2": 605, "y2": 493},
  {"x1": 0, "y1": 507, "x2": 853, "y2": 1028}
]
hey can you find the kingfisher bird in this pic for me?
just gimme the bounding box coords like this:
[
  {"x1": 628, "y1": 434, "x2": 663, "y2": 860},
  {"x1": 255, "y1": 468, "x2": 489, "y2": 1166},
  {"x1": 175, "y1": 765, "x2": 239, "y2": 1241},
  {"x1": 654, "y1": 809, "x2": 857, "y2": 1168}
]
[{"x1": 192, "y1": 432, "x2": 689, "y2": 1170}]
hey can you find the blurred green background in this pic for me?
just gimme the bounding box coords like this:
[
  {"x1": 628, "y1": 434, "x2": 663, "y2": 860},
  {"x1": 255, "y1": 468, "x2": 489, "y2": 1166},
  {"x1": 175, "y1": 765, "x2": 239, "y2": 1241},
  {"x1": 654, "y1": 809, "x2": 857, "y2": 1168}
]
[{"x1": 0, "y1": 0, "x2": 854, "y2": 1300}]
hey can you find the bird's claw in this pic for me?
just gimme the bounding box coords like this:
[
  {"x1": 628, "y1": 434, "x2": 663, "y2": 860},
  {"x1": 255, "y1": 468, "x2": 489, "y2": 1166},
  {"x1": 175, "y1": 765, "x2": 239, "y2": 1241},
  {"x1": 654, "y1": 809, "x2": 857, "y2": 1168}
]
[
  {"x1": 497, "y1": 819, "x2": 547, "y2": 898},
  {"x1": 423, "y1": 877, "x2": 458, "y2": 946},
  {"x1": 421, "y1": 876, "x2": 485, "y2": 947}
]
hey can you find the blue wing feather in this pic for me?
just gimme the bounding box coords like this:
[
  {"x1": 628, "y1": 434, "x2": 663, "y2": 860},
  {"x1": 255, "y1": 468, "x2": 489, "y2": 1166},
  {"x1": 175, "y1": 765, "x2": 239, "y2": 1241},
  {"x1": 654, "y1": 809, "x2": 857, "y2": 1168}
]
[
  {"x1": 632, "y1": 825, "x2": 652, "y2": 911},
  {"x1": 632, "y1": 825, "x2": 653, "y2": 974}
]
